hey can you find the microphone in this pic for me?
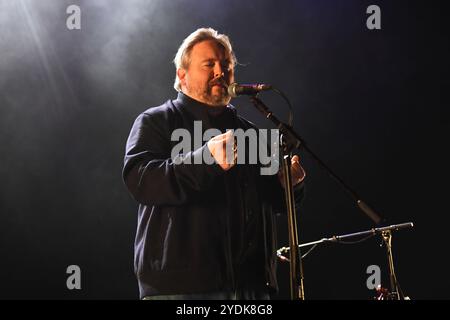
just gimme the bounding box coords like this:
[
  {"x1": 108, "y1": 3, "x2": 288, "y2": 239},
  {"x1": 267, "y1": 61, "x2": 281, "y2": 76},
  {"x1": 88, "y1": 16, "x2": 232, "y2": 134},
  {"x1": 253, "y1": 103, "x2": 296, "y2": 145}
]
[{"x1": 227, "y1": 82, "x2": 272, "y2": 97}]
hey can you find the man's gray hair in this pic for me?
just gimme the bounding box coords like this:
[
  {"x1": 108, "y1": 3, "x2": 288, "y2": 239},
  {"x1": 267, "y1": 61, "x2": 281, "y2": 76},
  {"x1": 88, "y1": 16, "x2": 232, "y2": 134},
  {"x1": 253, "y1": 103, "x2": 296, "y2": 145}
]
[{"x1": 173, "y1": 27, "x2": 237, "y2": 92}]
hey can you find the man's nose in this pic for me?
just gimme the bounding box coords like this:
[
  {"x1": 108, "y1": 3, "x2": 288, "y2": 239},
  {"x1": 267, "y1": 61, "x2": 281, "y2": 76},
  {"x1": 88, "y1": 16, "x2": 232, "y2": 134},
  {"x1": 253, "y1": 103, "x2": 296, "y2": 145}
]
[{"x1": 214, "y1": 63, "x2": 225, "y2": 78}]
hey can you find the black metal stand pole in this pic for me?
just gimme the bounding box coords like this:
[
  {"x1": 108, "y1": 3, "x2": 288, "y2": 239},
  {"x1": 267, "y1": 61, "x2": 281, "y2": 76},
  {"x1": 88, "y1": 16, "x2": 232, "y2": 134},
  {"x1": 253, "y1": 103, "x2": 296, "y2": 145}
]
[
  {"x1": 249, "y1": 96, "x2": 383, "y2": 225},
  {"x1": 280, "y1": 139, "x2": 305, "y2": 300},
  {"x1": 381, "y1": 230, "x2": 401, "y2": 299},
  {"x1": 248, "y1": 95, "x2": 387, "y2": 300}
]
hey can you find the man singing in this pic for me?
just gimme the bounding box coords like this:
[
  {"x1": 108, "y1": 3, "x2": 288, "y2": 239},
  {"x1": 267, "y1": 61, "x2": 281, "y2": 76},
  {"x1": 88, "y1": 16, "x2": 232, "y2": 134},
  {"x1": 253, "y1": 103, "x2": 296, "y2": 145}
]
[{"x1": 123, "y1": 27, "x2": 306, "y2": 300}]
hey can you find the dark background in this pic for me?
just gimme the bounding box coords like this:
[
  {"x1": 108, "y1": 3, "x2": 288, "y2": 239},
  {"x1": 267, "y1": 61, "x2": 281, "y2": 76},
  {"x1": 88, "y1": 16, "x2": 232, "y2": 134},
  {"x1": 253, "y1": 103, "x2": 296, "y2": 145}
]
[{"x1": 0, "y1": 0, "x2": 447, "y2": 299}]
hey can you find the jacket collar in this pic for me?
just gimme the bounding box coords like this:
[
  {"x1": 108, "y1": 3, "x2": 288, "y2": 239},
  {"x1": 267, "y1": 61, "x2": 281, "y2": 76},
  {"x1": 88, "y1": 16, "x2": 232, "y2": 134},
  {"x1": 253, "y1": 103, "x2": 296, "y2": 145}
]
[{"x1": 173, "y1": 92, "x2": 237, "y2": 122}]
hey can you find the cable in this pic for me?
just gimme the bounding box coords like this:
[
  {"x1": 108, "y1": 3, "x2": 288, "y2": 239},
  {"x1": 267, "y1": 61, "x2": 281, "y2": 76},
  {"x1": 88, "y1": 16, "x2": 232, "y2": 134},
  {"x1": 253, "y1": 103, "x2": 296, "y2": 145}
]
[
  {"x1": 269, "y1": 87, "x2": 294, "y2": 127},
  {"x1": 332, "y1": 234, "x2": 376, "y2": 245},
  {"x1": 301, "y1": 243, "x2": 319, "y2": 259},
  {"x1": 277, "y1": 234, "x2": 377, "y2": 262}
]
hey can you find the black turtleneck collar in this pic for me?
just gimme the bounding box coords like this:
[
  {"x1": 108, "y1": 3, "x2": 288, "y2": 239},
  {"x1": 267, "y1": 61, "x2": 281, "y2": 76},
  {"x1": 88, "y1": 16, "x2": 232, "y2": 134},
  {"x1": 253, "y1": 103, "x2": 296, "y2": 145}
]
[{"x1": 173, "y1": 92, "x2": 236, "y2": 120}]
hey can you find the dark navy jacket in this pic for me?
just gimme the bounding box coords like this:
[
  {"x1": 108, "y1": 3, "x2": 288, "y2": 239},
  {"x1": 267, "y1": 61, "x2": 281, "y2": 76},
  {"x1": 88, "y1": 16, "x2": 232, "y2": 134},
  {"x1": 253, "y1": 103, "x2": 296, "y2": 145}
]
[{"x1": 123, "y1": 92, "x2": 304, "y2": 298}]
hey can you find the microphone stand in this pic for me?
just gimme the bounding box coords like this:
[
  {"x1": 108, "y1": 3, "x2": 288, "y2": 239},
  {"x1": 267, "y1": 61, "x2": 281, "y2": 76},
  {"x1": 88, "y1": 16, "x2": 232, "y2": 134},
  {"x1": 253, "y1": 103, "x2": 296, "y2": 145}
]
[
  {"x1": 382, "y1": 229, "x2": 401, "y2": 300},
  {"x1": 280, "y1": 138, "x2": 305, "y2": 300},
  {"x1": 277, "y1": 222, "x2": 413, "y2": 300},
  {"x1": 249, "y1": 95, "x2": 384, "y2": 300}
]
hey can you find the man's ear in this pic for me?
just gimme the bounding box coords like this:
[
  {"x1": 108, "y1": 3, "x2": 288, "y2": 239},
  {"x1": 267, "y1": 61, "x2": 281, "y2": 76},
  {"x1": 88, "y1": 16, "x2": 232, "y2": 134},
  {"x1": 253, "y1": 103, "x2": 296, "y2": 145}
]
[{"x1": 177, "y1": 68, "x2": 186, "y2": 88}]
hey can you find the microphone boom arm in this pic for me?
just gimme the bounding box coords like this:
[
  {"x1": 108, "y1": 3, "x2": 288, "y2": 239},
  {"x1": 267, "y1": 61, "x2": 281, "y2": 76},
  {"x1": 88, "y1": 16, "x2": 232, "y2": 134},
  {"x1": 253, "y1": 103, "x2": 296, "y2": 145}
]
[
  {"x1": 249, "y1": 96, "x2": 383, "y2": 224},
  {"x1": 248, "y1": 94, "x2": 385, "y2": 300}
]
